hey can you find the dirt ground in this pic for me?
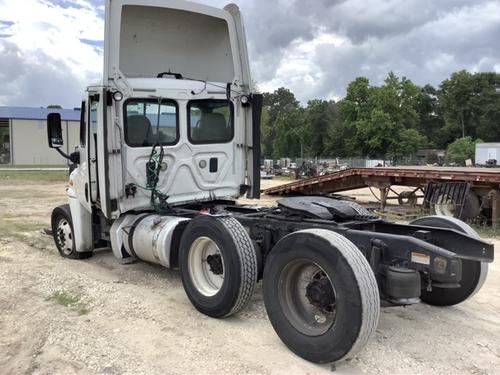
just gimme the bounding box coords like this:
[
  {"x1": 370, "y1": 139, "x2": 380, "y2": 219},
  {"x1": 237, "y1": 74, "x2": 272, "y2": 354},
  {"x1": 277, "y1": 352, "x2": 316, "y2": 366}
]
[{"x1": 1, "y1": 178, "x2": 500, "y2": 375}]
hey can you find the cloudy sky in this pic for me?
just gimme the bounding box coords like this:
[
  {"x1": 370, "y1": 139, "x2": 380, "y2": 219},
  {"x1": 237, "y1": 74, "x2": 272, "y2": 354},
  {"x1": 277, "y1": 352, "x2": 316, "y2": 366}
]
[{"x1": 0, "y1": 0, "x2": 499, "y2": 108}]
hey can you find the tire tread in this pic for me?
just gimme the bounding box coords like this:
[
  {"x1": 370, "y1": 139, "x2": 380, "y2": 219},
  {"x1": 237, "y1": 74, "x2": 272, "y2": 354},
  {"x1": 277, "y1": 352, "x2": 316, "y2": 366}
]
[
  {"x1": 218, "y1": 216, "x2": 258, "y2": 316},
  {"x1": 306, "y1": 229, "x2": 380, "y2": 359}
]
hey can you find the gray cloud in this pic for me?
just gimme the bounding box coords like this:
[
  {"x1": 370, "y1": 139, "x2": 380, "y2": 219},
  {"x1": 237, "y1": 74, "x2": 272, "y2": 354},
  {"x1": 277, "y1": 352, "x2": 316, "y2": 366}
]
[
  {"x1": 308, "y1": 0, "x2": 500, "y2": 100},
  {"x1": 0, "y1": 40, "x2": 99, "y2": 108},
  {"x1": 1, "y1": 0, "x2": 498, "y2": 107},
  {"x1": 199, "y1": 0, "x2": 500, "y2": 102}
]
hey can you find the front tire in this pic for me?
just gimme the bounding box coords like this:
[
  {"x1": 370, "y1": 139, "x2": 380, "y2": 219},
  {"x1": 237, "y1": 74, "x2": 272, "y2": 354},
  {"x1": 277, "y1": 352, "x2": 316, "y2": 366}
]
[
  {"x1": 410, "y1": 216, "x2": 488, "y2": 306},
  {"x1": 179, "y1": 215, "x2": 258, "y2": 318},
  {"x1": 263, "y1": 229, "x2": 380, "y2": 363},
  {"x1": 51, "y1": 205, "x2": 92, "y2": 259}
]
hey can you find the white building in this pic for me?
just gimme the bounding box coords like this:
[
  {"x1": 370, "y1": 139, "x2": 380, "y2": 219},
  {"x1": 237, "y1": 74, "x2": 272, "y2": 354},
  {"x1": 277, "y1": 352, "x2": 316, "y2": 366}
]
[{"x1": 0, "y1": 106, "x2": 80, "y2": 165}]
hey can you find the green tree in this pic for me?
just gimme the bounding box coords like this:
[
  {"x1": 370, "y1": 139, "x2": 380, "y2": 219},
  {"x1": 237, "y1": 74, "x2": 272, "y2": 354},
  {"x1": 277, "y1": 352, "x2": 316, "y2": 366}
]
[
  {"x1": 261, "y1": 88, "x2": 300, "y2": 158},
  {"x1": 272, "y1": 108, "x2": 305, "y2": 159},
  {"x1": 354, "y1": 109, "x2": 396, "y2": 158},
  {"x1": 445, "y1": 136, "x2": 482, "y2": 165},
  {"x1": 439, "y1": 71, "x2": 500, "y2": 142},
  {"x1": 391, "y1": 128, "x2": 427, "y2": 161},
  {"x1": 342, "y1": 77, "x2": 372, "y2": 123},
  {"x1": 439, "y1": 70, "x2": 476, "y2": 139},
  {"x1": 345, "y1": 72, "x2": 427, "y2": 160},
  {"x1": 371, "y1": 72, "x2": 419, "y2": 130},
  {"x1": 305, "y1": 99, "x2": 331, "y2": 157},
  {"x1": 324, "y1": 101, "x2": 352, "y2": 157},
  {"x1": 260, "y1": 106, "x2": 272, "y2": 157},
  {"x1": 470, "y1": 72, "x2": 500, "y2": 141},
  {"x1": 415, "y1": 84, "x2": 445, "y2": 147}
]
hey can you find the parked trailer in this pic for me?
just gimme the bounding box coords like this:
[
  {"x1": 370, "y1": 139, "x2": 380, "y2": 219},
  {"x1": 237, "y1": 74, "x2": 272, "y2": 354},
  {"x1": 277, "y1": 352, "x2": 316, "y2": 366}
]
[
  {"x1": 264, "y1": 166, "x2": 500, "y2": 226},
  {"x1": 45, "y1": 0, "x2": 494, "y2": 364},
  {"x1": 476, "y1": 143, "x2": 500, "y2": 166}
]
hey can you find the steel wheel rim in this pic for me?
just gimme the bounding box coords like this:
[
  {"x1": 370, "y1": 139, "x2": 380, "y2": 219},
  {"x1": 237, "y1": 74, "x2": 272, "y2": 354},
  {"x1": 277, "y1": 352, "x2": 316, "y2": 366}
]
[
  {"x1": 188, "y1": 236, "x2": 225, "y2": 297},
  {"x1": 435, "y1": 194, "x2": 455, "y2": 217},
  {"x1": 278, "y1": 259, "x2": 337, "y2": 336},
  {"x1": 56, "y1": 218, "x2": 73, "y2": 255}
]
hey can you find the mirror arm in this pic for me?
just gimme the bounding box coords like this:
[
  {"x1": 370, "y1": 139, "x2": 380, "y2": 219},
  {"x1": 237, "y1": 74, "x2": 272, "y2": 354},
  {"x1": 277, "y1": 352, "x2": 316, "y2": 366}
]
[
  {"x1": 55, "y1": 148, "x2": 80, "y2": 164},
  {"x1": 55, "y1": 147, "x2": 70, "y2": 160}
]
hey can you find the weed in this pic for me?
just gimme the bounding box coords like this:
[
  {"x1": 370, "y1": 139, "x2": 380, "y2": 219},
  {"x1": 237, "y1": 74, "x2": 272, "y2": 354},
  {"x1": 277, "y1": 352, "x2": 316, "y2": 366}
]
[
  {"x1": 46, "y1": 290, "x2": 80, "y2": 307},
  {"x1": 46, "y1": 290, "x2": 91, "y2": 316},
  {"x1": 78, "y1": 307, "x2": 91, "y2": 316}
]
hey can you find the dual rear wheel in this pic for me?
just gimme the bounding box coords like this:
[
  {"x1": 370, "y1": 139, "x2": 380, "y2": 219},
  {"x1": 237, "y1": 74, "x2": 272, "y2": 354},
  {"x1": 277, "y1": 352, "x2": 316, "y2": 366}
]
[{"x1": 179, "y1": 217, "x2": 380, "y2": 363}]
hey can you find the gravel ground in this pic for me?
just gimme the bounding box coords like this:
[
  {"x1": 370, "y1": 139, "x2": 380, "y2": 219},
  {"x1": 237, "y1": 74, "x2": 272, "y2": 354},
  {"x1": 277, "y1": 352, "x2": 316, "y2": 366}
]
[{"x1": 1, "y1": 179, "x2": 499, "y2": 375}]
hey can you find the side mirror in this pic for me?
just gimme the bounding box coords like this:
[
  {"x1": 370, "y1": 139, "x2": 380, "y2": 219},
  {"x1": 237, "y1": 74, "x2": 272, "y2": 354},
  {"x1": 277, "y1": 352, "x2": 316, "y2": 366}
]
[{"x1": 47, "y1": 113, "x2": 63, "y2": 148}]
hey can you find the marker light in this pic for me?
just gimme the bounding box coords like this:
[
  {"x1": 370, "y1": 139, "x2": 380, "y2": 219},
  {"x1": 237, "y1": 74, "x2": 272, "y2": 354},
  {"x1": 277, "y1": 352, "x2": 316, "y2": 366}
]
[
  {"x1": 240, "y1": 95, "x2": 251, "y2": 107},
  {"x1": 113, "y1": 91, "x2": 124, "y2": 102}
]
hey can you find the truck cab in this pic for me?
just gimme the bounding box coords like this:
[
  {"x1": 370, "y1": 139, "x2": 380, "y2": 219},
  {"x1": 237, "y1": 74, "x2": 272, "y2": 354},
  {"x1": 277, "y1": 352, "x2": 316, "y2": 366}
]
[{"x1": 47, "y1": 0, "x2": 261, "y2": 252}]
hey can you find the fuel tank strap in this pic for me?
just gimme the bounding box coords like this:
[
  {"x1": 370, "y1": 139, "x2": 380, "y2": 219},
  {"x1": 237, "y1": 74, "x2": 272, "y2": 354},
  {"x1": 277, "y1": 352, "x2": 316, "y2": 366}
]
[{"x1": 127, "y1": 214, "x2": 150, "y2": 259}]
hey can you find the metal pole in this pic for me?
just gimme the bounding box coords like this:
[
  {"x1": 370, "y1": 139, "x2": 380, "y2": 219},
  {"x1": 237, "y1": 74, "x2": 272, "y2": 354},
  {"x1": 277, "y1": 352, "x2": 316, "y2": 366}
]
[
  {"x1": 491, "y1": 190, "x2": 499, "y2": 231},
  {"x1": 9, "y1": 118, "x2": 13, "y2": 165}
]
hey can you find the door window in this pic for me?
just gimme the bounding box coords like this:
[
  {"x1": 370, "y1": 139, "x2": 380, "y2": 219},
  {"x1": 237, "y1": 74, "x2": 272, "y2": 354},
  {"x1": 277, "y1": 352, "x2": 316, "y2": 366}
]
[
  {"x1": 188, "y1": 100, "x2": 233, "y2": 144},
  {"x1": 124, "y1": 99, "x2": 178, "y2": 147},
  {"x1": 79, "y1": 101, "x2": 86, "y2": 146}
]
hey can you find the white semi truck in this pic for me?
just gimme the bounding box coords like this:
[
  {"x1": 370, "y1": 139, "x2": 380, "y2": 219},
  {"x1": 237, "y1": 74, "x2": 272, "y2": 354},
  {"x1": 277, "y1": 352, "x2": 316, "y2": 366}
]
[{"x1": 46, "y1": 0, "x2": 494, "y2": 363}]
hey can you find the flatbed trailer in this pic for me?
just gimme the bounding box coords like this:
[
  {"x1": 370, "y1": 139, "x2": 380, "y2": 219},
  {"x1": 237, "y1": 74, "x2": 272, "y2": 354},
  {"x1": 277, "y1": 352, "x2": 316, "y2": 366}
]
[{"x1": 265, "y1": 166, "x2": 500, "y2": 226}]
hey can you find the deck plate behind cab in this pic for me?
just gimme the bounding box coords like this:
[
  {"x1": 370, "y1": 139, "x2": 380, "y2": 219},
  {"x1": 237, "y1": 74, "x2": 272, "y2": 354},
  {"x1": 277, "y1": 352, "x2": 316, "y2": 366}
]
[{"x1": 277, "y1": 196, "x2": 376, "y2": 221}]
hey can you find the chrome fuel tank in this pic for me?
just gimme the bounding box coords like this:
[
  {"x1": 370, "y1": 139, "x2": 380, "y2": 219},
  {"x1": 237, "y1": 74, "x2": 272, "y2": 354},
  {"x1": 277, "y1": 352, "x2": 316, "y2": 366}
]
[{"x1": 110, "y1": 214, "x2": 189, "y2": 268}]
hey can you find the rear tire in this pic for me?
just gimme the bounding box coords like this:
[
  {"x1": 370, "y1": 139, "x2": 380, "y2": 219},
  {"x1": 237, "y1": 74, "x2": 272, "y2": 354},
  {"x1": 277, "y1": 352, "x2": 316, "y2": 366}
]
[
  {"x1": 410, "y1": 216, "x2": 488, "y2": 306},
  {"x1": 263, "y1": 229, "x2": 380, "y2": 363},
  {"x1": 51, "y1": 204, "x2": 92, "y2": 259},
  {"x1": 460, "y1": 191, "x2": 481, "y2": 220},
  {"x1": 179, "y1": 215, "x2": 258, "y2": 318}
]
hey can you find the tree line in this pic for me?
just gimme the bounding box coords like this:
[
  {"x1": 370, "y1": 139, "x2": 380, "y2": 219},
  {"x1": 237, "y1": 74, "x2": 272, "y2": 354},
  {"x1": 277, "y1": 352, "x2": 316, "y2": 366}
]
[{"x1": 261, "y1": 70, "x2": 500, "y2": 163}]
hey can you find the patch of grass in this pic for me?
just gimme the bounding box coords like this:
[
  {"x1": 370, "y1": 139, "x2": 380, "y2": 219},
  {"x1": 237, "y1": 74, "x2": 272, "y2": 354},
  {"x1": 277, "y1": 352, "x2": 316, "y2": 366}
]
[
  {"x1": 46, "y1": 290, "x2": 91, "y2": 316},
  {"x1": 77, "y1": 307, "x2": 91, "y2": 316},
  {"x1": 47, "y1": 290, "x2": 80, "y2": 307},
  {"x1": 0, "y1": 218, "x2": 46, "y2": 240},
  {"x1": 471, "y1": 224, "x2": 500, "y2": 239},
  {"x1": 0, "y1": 189, "x2": 57, "y2": 199},
  {"x1": 0, "y1": 170, "x2": 68, "y2": 183}
]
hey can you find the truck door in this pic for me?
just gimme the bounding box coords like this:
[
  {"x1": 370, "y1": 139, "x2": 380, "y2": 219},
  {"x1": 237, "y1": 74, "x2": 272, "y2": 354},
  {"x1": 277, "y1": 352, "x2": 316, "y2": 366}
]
[
  {"x1": 186, "y1": 98, "x2": 244, "y2": 197},
  {"x1": 75, "y1": 93, "x2": 104, "y2": 213},
  {"x1": 73, "y1": 100, "x2": 92, "y2": 213},
  {"x1": 95, "y1": 88, "x2": 122, "y2": 219},
  {"x1": 87, "y1": 93, "x2": 99, "y2": 204}
]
